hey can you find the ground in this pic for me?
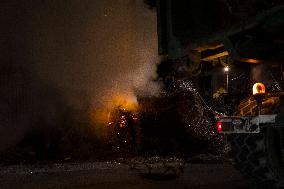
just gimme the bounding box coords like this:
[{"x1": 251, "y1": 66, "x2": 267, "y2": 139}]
[{"x1": 0, "y1": 161, "x2": 253, "y2": 189}]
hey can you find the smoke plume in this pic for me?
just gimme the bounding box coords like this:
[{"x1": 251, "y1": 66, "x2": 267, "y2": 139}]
[
  {"x1": 0, "y1": 0, "x2": 160, "y2": 153},
  {"x1": 31, "y1": 0, "x2": 160, "y2": 109}
]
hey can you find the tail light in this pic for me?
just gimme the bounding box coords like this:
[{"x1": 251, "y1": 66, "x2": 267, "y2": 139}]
[{"x1": 216, "y1": 121, "x2": 222, "y2": 132}]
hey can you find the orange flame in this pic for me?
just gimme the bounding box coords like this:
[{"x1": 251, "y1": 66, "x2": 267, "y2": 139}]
[
  {"x1": 110, "y1": 95, "x2": 138, "y2": 112},
  {"x1": 90, "y1": 94, "x2": 138, "y2": 126},
  {"x1": 253, "y1": 82, "x2": 265, "y2": 95}
]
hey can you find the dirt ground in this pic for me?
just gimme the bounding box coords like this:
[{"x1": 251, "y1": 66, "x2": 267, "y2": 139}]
[{"x1": 0, "y1": 162, "x2": 253, "y2": 189}]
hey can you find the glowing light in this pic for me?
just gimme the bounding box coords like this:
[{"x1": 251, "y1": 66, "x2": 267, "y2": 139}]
[
  {"x1": 224, "y1": 66, "x2": 229, "y2": 72},
  {"x1": 240, "y1": 58, "x2": 261, "y2": 64},
  {"x1": 119, "y1": 115, "x2": 127, "y2": 128},
  {"x1": 253, "y1": 83, "x2": 265, "y2": 95},
  {"x1": 89, "y1": 94, "x2": 139, "y2": 129},
  {"x1": 247, "y1": 59, "x2": 260, "y2": 64},
  {"x1": 110, "y1": 95, "x2": 138, "y2": 112},
  {"x1": 216, "y1": 121, "x2": 222, "y2": 132}
]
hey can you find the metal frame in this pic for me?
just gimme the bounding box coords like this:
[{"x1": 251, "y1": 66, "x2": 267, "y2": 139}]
[{"x1": 217, "y1": 114, "x2": 279, "y2": 134}]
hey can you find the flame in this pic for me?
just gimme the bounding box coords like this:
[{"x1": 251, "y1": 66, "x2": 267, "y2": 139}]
[
  {"x1": 253, "y1": 82, "x2": 265, "y2": 95},
  {"x1": 90, "y1": 94, "x2": 138, "y2": 125},
  {"x1": 110, "y1": 95, "x2": 138, "y2": 112},
  {"x1": 89, "y1": 93, "x2": 139, "y2": 141},
  {"x1": 119, "y1": 115, "x2": 127, "y2": 128}
]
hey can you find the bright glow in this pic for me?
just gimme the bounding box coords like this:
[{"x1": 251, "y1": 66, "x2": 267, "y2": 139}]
[
  {"x1": 224, "y1": 66, "x2": 229, "y2": 72},
  {"x1": 216, "y1": 121, "x2": 222, "y2": 132},
  {"x1": 240, "y1": 58, "x2": 261, "y2": 64},
  {"x1": 110, "y1": 95, "x2": 138, "y2": 112},
  {"x1": 253, "y1": 82, "x2": 266, "y2": 95},
  {"x1": 89, "y1": 94, "x2": 138, "y2": 128},
  {"x1": 246, "y1": 59, "x2": 260, "y2": 64},
  {"x1": 119, "y1": 115, "x2": 127, "y2": 128}
]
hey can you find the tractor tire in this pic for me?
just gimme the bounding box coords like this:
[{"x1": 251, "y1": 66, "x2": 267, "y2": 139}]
[{"x1": 230, "y1": 95, "x2": 284, "y2": 188}]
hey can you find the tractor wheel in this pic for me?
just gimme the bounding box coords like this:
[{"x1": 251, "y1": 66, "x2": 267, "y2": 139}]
[{"x1": 230, "y1": 95, "x2": 284, "y2": 188}]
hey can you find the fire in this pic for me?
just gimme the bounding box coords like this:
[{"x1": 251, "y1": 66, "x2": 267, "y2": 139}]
[
  {"x1": 119, "y1": 115, "x2": 127, "y2": 128},
  {"x1": 89, "y1": 94, "x2": 139, "y2": 141},
  {"x1": 253, "y1": 82, "x2": 266, "y2": 95},
  {"x1": 90, "y1": 94, "x2": 139, "y2": 126},
  {"x1": 110, "y1": 95, "x2": 138, "y2": 112}
]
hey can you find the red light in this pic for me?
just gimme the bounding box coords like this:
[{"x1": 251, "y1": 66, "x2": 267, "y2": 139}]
[{"x1": 216, "y1": 121, "x2": 222, "y2": 132}]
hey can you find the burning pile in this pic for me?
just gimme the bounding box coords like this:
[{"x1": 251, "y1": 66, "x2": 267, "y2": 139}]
[
  {"x1": 89, "y1": 94, "x2": 140, "y2": 156},
  {"x1": 89, "y1": 79, "x2": 227, "y2": 159}
]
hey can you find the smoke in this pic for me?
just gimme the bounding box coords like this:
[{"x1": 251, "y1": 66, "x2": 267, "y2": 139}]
[
  {"x1": 251, "y1": 63, "x2": 282, "y2": 92},
  {"x1": 251, "y1": 64, "x2": 265, "y2": 82},
  {"x1": 250, "y1": 64, "x2": 273, "y2": 84},
  {"x1": 0, "y1": 0, "x2": 160, "y2": 153},
  {"x1": 30, "y1": 0, "x2": 160, "y2": 109}
]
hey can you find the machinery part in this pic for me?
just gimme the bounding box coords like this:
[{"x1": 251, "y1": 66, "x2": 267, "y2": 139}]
[
  {"x1": 229, "y1": 96, "x2": 284, "y2": 188},
  {"x1": 217, "y1": 114, "x2": 277, "y2": 134},
  {"x1": 230, "y1": 128, "x2": 284, "y2": 188},
  {"x1": 216, "y1": 84, "x2": 282, "y2": 134},
  {"x1": 175, "y1": 80, "x2": 217, "y2": 140},
  {"x1": 236, "y1": 96, "x2": 280, "y2": 116}
]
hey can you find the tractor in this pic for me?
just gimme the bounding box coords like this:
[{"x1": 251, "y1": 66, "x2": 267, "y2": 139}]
[{"x1": 147, "y1": 0, "x2": 284, "y2": 187}]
